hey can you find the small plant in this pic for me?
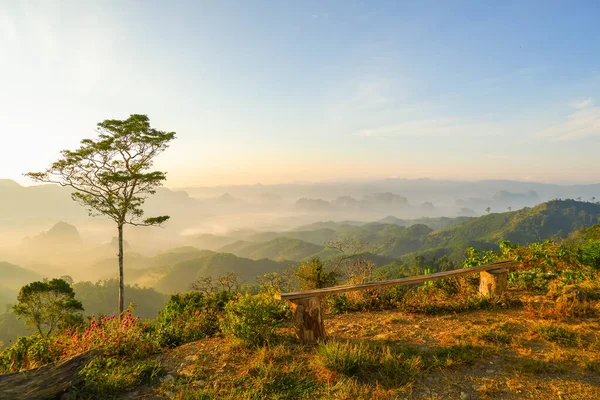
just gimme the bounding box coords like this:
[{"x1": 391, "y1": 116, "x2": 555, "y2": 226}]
[
  {"x1": 472, "y1": 324, "x2": 512, "y2": 344},
  {"x1": 318, "y1": 341, "x2": 375, "y2": 375},
  {"x1": 220, "y1": 293, "x2": 290, "y2": 347},
  {"x1": 534, "y1": 323, "x2": 580, "y2": 346},
  {"x1": 78, "y1": 357, "x2": 164, "y2": 396}
]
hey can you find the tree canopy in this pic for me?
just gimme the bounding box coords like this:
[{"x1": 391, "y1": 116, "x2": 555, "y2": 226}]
[{"x1": 13, "y1": 279, "x2": 84, "y2": 337}]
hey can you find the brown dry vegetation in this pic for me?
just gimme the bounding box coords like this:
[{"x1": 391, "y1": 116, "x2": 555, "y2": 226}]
[{"x1": 122, "y1": 288, "x2": 600, "y2": 400}]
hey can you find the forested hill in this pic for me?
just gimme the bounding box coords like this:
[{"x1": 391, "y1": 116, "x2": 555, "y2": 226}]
[
  {"x1": 215, "y1": 199, "x2": 600, "y2": 264},
  {"x1": 424, "y1": 199, "x2": 600, "y2": 251}
]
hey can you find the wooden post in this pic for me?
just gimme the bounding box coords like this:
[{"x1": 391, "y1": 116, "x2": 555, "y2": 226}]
[
  {"x1": 289, "y1": 296, "x2": 325, "y2": 344},
  {"x1": 479, "y1": 268, "x2": 508, "y2": 296}
]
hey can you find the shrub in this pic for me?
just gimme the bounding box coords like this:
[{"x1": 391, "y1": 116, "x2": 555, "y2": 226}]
[
  {"x1": 581, "y1": 240, "x2": 600, "y2": 270},
  {"x1": 509, "y1": 271, "x2": 557, "y2": 291},
  {"x1": 59, "y1": 306, "x2": 158, "y2": 359},
  {"x1": 155, "y1": 291, "x2": 233, "y2": 347},
  {"x1": 220, "y1": 293, "x2": 290, "y2": 347},
  {"x1": 295, "y1": 258, "x2": 337, "y2": 291},
  {"x1": 0, "y1": 335, "x2": 62, "y2": 372}
]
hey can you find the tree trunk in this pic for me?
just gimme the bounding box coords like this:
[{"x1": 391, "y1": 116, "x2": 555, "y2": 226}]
[
  {"x1": 0, "y1": 350, "x2": 101, "y2": 400},
  {"x1": 118, "y1": 224, "x2": 124, "y2": 313}
]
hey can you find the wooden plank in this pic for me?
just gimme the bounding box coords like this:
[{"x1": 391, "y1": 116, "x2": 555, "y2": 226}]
[{"x1": 277, "y1": 260, "x2": 518, "y2": 301}]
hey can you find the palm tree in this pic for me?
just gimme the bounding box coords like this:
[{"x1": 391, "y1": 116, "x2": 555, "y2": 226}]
[
  {"x1": 508, "y1": 206, "x2": 512, "y2": 212},
  {"x1": 592, "y1": 197, "x2": 596, "y2": 203},
  {"x1": 485, "y1": 207, "x2": 491, "y2": 214}
]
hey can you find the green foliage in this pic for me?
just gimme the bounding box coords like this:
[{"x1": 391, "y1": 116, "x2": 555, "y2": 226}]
[
  {"x1": 25, "y1": 114, "x2": 176, "y2": 227},
  {"x1": 0, "y1": 335, "x2": 61, "y2": 372},
  {"x1": 580, "y1": 240, "x2": 600, "y2": 269},
  {"x1": 155, "y1": 291, "x2": 232, "y2": 347},
  {"x1": 13, "y1": 278, "x2": 84, "y2": 337},
  {"x1": 78, "y1": 357, "x2": 164, "y2": 397},
  {"x1": 295, "y1": 258, "x2": 337, "y2": 290},
  {"x1": 509, "y1": 271, "x2": 557, "y2": 291},
  {"x1": 220, "y1": 293, "x2": 290, "y2": 347}
]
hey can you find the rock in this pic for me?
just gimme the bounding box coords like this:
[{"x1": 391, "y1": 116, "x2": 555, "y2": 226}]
[
  {"x1": 161, "y1": 374, "x2": 175, "y2": 384},
  {"x1": 193, "y1": 380, "x2": 206, "y2": 388},
  {"x1": 485, "y1": 369, "x2": 494, "y2": 374},
  {"x1": 460, "y1": 392, "x2": 469, "y2": 400}
]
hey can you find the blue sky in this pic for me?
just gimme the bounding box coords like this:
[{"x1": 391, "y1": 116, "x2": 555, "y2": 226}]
[{"x1": 1, "y1": 0, "x2": 599, "y2": 187}]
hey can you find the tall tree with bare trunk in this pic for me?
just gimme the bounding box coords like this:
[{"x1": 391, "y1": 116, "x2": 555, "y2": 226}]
[{"x1": 25, "y1": 114, "x2": 176, "y2": 312}]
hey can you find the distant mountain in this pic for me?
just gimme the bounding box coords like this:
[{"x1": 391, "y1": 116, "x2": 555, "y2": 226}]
[
  {"x1": 186, "y1": 233, "x2": 239, "y2": 250},
  {"x1": 375, "y1": 216, "x2": 468, "y2": 230},
  {"x1": 22, "y1": 221, "x2": 82, "y2": 249},
  {"x1": 0, "y1": 262, "x2": 45, "y2": 290},
  {"x1": 295, "y1": 198, "x2": 334, "y2": 211},
  {"x1": 291, "y1": 220, "x2": 364, "y2": 231},
  {"x1": 219, "y1": 237, "x2": 324, "y2": 261},
  {"x1": 362, "y1": 192, "x2": 409, "y2": 207}
]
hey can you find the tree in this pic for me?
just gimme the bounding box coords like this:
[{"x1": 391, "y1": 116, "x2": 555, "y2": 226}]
[
  {"x1": 508, "y1": 206, "x2": 512, "y2": 212},
  {"x1": 485, "y1": 207, "x2": 491, "y2": 214},
  {"x1": 13, "y1": 279, "x2": 84, "y2": 337},
  {"x1": 25, "y1": 114, "x2": 176, "y2": 312},
  {"x1": 592, "y1": 197, "x2": 596, "y2": 203}
]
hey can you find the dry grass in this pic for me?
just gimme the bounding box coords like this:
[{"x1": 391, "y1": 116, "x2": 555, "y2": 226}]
[{"x1": 117, "y1": 289, "x2": 600, "y2": 399}]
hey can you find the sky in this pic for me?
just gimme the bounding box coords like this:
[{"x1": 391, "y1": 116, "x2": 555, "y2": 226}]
[{"x1": 1, "y1": 0, "x2": 600, "y2": 187}]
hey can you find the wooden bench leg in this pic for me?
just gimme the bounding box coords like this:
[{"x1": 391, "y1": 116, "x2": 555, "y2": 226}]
[
  {"x1": 479, "y1": 268, "x2": 508, "y2": 296},
  {"x1": 289, "y1": 296, "x2": 325, "y2": 344}
]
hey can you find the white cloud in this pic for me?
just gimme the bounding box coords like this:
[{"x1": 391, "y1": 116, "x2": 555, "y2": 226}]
[
  {"x1": 571, "y1": 98, "x2": 594, "y2": 109},
  {"x1": 539, "y1": 98, "x2": 600, "y2": 141},
  {"x1": 354, "y1": 118, "x2": 513, "y2": 138}
]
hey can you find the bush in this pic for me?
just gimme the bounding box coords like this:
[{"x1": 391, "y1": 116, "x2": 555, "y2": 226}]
[
  {"x1": 155, "y1": 291, "x2": 233, "y2": 347},
  {"x1": 220, "y1": 293, "x2": 290, "y2": 347},
  {"x1": 0, "y1": 335, "x2": 62, "y2": 372},
  {"x1": 581, "y1": 240, "x2": 600, "y2": 269},
  {"x1": 295, "y1": 258, "x2": 337, "y2": 291},
  {"x1": 509, "y1": 271, "x2": 557, "y2": 291},
  {"x1": 59, "y1": 306, "x2": 158, "y2": 359}
]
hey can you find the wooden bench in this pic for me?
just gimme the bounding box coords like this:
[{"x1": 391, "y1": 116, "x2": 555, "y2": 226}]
[{"x1": 276, "y1": 260, "x2": 518, "y2": 343}]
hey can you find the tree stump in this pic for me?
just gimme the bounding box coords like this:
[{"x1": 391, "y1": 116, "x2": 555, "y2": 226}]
[
  {"x1": 479, "y1": 268, "x2": 508, "y2": 296},
  {"x1": 0, "y1": 350, "x2": 101, "y2": 400},
  {"x1": 289, "y1": 297, "x2": 325, "y2": 344}
]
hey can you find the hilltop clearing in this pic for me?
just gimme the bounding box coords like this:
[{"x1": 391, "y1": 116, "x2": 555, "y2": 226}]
[{"x1": 123, "y1": 289, "x2": 600, "y2": 399}]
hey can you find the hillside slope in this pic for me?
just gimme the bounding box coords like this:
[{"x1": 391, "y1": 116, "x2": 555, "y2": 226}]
[
  {"x1": 153, "y1": 253, "x2": 289, "y2": 293},
  {"x1": 219, "y1": 237, "x2": 324, "y2": 261}
]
